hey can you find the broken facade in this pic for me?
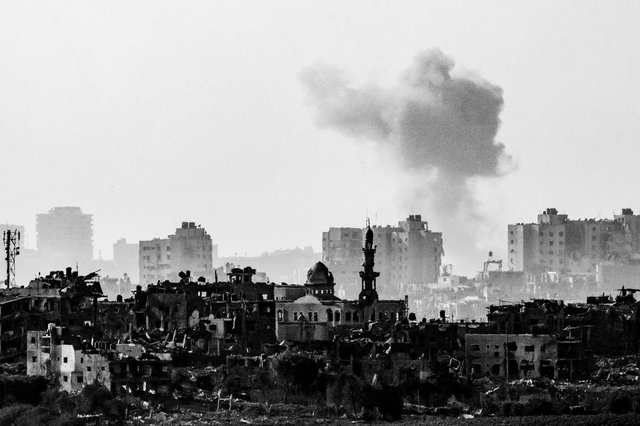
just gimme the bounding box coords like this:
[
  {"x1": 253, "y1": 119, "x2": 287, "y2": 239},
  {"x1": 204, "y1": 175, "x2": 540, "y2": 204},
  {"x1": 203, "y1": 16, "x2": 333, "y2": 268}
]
[
  {"x1": 27, "y1": 325, "x2": 173, "y2": 395},
  {"x1": 8, "y1": 267, "x2": 104, "y2": 333},
  {"x1": 466, "y1": 334, "x2": 558, "y2": 380},
  {"x1": 0, "y1": 296, "x2": 29, "y2": 360}
]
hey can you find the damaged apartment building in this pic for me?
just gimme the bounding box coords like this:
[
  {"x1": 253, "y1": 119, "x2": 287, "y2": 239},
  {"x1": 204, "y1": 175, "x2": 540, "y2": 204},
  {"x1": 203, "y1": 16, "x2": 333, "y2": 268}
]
[
  {"x1": 466, "y1": 299, "x2": 591, "y2": 381},
  {"x1": 27, "y1": 325, "x2": 172, "y2": 395},
  {"x1": 0, "y1": 296, "x2": 29, "y2": 360},
  {"x1": 22, "y1": 265, "x2": 276, "y2": 395},
  {"x1": 130, "y1": 267, "x2": 276, "y2": 354},
  {"x1": 0, "y1": 267, "x2": 105, "y2": 361},
  {"x1": 6, "y1": 267, "x2": 105, "y2": 333},
  {"x1": 507, "y1": 208, "x2": 640, "y2": 297},
  {"x1": 466, "y1": 289, "x2": 640, "y2": 381}
]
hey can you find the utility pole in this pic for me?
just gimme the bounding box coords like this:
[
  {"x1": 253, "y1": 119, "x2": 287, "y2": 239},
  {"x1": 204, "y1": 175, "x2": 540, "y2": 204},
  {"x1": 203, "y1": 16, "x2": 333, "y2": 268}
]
[{"x1": 3, "y1": 230, "x2": 20, "y2": 288}]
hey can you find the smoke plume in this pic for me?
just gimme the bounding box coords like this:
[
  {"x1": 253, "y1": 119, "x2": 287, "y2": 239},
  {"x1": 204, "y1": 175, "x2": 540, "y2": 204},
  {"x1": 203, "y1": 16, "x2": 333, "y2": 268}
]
[{"x1": 300, "y1": 49, "x2": 512, "y2": 274}]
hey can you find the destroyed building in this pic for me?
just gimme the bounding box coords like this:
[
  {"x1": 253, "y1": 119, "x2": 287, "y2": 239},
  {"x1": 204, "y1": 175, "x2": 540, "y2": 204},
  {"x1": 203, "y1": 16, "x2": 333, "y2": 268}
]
[
  {"x1": 485, "y1": 290, "x2": 640, "y2": 357},
  {"x1": 466, "y1": 330, "x2": 592, "y2": 381},
  {"x1": 97, "y1": 296, "x2": 135, "y2": 339},
  {"x1": 466, "y1": 333, "x2": 558, "y2": 379},
  {"x1": 487, "y1": 299, "x2": 566, "y2": 335},
  {"x1": 472, "y1": 292, "x2": 640, "y2": 380},
  {"x1": 27, "y1": 325, "x2": 173, "y2": 395},
  {"x1": 127, "y1": 267, "x2": 277, "y2": 354},
  {"x1": 1, "y1": 267, "x2": 104, "y2": 335},
  {"x1": 506, "y1": 207, "x2": 640, "y2": 305},
  {"x1": 0, "y1": 296, "x2": 29, "y2": 360},
  {"x1": 564, "y1": 288, "x2": 640, "y2": 356},
  {"x1": 508, "y1": 207, "x2": 625, "y2": 275}
]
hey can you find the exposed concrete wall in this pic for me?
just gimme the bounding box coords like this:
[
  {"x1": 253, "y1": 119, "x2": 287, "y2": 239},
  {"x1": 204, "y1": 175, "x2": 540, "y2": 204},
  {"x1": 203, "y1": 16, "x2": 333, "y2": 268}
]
[
  {"x1": 82, "y1": 352, "x2": 111, "y2": 389},
  {"x1": 26, "y1": 330, "x2": 48, "y2": 376},
  {"x1": 466, "y1": 334, "x2": 557, "y2": 380},
  {"x1": 145, "y1": 293, "x2": 188, "y2": 330},
  {"x1": 54, "y1": 344, "x2": 83, "y2": 392}
]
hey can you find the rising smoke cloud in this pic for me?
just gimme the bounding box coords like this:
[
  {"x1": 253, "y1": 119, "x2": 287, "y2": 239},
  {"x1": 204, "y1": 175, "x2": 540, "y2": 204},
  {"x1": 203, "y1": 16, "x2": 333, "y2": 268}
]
[{"x1": 300, "y1": 49, "x2": 512, "y2": 273}]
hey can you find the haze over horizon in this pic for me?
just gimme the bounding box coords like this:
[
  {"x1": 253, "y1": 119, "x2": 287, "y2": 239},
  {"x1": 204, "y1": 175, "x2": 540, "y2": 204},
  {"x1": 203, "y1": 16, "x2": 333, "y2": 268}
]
[{"x1": 2, "y1": 1, "x2": 640, "y2": 276}]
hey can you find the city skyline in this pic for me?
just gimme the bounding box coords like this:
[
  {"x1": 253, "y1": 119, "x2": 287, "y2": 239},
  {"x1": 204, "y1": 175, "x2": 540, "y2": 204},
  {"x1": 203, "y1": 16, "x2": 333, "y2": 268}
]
[
  {"x1": 4, "y1": 4, "x2": 640, "y2": 422},
  {"x1": 2, "y1": 2, "x2": 640, "y2": 275},
  {"x1": 8, "y1": 204, "x2": 640, "y2": 280}
]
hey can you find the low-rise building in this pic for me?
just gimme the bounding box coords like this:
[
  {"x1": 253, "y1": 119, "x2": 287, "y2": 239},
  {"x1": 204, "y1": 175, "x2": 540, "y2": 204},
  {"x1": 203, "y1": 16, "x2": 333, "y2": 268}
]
[
  {"x1": 466, "y1": 334, "x2": 558, "y2": 379},
  {"x1": 27, "y1": 326, "x2": 102, "y2": 392},
  {"x1": 27, "y1": 326, "x2": 172, "y2": 395}
]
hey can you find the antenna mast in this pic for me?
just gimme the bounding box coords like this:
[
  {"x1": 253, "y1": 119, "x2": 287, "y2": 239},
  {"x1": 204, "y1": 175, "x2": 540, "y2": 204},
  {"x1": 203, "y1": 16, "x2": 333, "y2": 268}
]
[{"x1": 3, "y1": 230, "x2": 20, "y2": 288}]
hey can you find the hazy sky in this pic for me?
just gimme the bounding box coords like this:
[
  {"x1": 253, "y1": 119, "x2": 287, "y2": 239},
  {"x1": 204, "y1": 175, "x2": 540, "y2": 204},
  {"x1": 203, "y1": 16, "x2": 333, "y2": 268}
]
[{"x1": 2, "y1": 1, "x2": 640, "y2": 275}]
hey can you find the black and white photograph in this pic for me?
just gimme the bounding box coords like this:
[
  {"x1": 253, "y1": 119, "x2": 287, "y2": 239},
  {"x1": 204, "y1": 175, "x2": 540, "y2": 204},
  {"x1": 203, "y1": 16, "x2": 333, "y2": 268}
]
[{"x1": 1, "y1": 1, "x2": 640, "y2": 424}]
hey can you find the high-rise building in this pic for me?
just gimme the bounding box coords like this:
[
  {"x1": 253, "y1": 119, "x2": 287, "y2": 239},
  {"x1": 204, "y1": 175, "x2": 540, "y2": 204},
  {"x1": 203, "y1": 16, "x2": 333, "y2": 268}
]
[
  {"x1": 374, "y1": 215, "x2": 444, "y2": 290},
  {"x1": 322, "y1": 215, "x2": 443, "y2": 299},
  {"x1": 36, "y1": 207, "x2": 93, "y2": 268},
  {"x1": 507, "y1": 208, "x2": 623, "y2": 274},
  {"x1": 168, "y1": 222, "x2": 213, "y2": 279},
  {"x1": 139, "y1": 222, "x2": 213, "y2": 285}
]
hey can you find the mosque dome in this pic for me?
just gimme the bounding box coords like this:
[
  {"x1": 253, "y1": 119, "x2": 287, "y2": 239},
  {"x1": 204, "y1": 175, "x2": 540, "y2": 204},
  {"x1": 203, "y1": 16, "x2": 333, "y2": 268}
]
[{"x1": 305, "y1": 262, "x2": 335, "y2": 286}]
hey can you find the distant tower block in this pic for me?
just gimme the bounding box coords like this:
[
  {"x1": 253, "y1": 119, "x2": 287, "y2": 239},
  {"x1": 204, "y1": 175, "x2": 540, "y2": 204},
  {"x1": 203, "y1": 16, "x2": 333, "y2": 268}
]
[
  {"x1": 36, "y1": 207, "x2": 93, "y2": 267},
  {"x1": 359, "y1": 219, "x2": 380, "y2": 305}
]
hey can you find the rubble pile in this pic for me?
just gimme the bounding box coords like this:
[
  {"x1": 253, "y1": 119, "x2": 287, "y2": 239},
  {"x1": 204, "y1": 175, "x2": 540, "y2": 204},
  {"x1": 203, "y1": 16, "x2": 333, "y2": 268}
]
[
  {"x1": 593, "y1": 355, "x2": 640, "y2": 385},
  {"x1": 0, "y1": 362, "x2": 26, "y2": 375}
]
